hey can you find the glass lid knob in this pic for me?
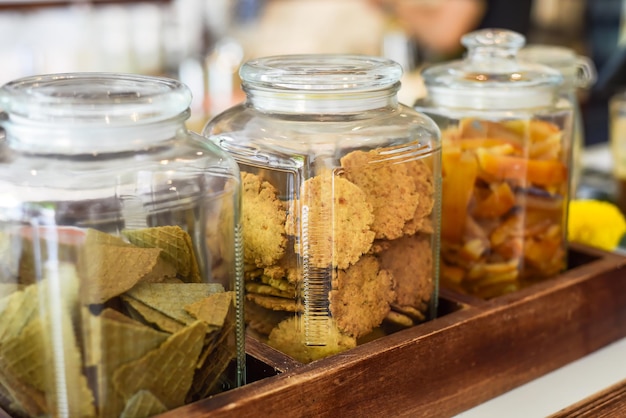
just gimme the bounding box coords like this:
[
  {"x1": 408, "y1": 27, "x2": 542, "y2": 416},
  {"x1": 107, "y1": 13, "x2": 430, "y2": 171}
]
[{"x1": 462, "y1": 29, "x2": 525, "y2": 62}]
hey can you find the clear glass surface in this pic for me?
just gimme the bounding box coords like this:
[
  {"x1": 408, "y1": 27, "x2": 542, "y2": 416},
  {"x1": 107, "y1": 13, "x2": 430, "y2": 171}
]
[
  {"x1": 204, "y1": 54, "x2": 442, "y2": 363},
  {"x1": 421, "y1": 29, "x2": 563, "y2": 110},
  {"x1": 518, "y1": 44, "x2": 597, "y2": 195},
  {"x1": 0, "y1": 73, "x2": 244, "y2": 417},
  {"x1": 417, "y1": 30, "x2": 574, "y2": 299}
]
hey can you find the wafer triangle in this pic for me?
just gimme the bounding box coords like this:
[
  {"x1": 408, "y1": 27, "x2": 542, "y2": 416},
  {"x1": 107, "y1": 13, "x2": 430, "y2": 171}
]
[
  {"x1": 124, "y1": 283, "x2": 224, "y2": 326},
  {"x1": 78, "y1": 244, "x2": 164, "y2": 304},
  {"x1": 113, "y1": 320, "x2": 208, "y2": 409},
  {"x1": 84, "y1": 308, "x2": 169, "y2": 418},
  {"x1": 120, "y1": 390, "x2": 167, "y2": 418},
  {"x1": 123, "y1": 226, "x2": 202, "y2": 282}
]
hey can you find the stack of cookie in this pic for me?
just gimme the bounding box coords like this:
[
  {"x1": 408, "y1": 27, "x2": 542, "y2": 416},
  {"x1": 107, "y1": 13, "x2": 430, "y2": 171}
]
[{"x1": 241, "y1": 145, "x2": 437, "y2": 363}]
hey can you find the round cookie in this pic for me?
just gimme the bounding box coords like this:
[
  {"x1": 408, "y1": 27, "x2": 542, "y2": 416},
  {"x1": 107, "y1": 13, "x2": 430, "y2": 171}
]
[
  {"x1": 385, "y1": 310, "x2": 414, "y2": 328},
  {"x1": 241, "y1": 171, "x2": 287, "y2": 268},
  {"x1": 340, "y1": 148, "x2": 420, "y2": 240},
  {"x1": 245, "y1": 282, "x2": 296, "y2": 299},
  {"x1": 402, "y1": 158, "x2": 436, "y2": 236},
  {"x1": 246, "y1": 293, "x2": 301, "y2": 312},
  {"x1": 287, "y1": 172, "x2": 375, "y2": 270},
  {"x1": 263, "y1": 253, "x2": 301, "y2": 284},
  {"x1": 267, "y1": 316, "x2": 356, "y2": 364},
  {"x1": 245, "y1": 299, "x2": 289, "y2": 337},
  {"x1": 377, "y1": 234, "x2": 434, "y2": 309},
  {"x1": 329, "y1": 255, "x2": 395, "y2": 338}
]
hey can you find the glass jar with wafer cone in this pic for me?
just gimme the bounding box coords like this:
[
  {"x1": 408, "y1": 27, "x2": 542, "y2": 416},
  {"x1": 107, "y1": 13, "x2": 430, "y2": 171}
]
[
  {"x1": 0, "y1": 73, "x2": 244, "y2": 417},
  {"x1": 202, "y1": 54, "x2": 442, "y2": 364},
  {"x1": 416, "y1": 29, "x2": 574, "y2": 299}
]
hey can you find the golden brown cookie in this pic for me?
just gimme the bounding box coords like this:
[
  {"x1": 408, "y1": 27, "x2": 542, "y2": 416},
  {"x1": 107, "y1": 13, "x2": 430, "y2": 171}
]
[
  {"x1": 259, "y1": 274, "x2": 297, "y2": 294},
  {"x1": 287, "y1": 172, "x2": 375, "y2": 270},
  {"x1": 368, "y1": 239, "x2": 392, "y2": 255},
  {"x1": 241, "y1": 171, "x2": 287, "y2": 268},
  {"x1": 245, "y1": 282, "x2": 296, "y2": 299},
  {"x1": 391, "y1": 303, "x2": 427, "y2": 322},
  {"x1": 329, "y1": 255, "x2": 395, "y2": 338},
  {"x1": 267, "y1": 317, "x2": 356, "y2": 363},
  {"x1": 402, "y1": 158, "x2": 436, "y2": 236},
  {"x1": 341, "y1": 148, "x2": 420, "y2": 240},
  {"x1": 263, "y1": 254, "x2": 301, "y2": 284},
  {"x1": 384, "y1": 310, "x2": 414, "y2": 328},
  {"x1": 244, "y1": 300, "x2": 289, "y2": 337},
  {"x1": 246, "y1": 293, "x2": 301, "y2": 312},
  {"x1": 377, "y1": 234, "x2": 433, "y2": 309}
]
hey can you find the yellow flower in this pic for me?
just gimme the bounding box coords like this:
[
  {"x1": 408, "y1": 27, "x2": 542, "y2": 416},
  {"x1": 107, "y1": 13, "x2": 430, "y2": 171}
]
[{"x1": 568, "y1": 199, "x2": 626, "y2": 251}]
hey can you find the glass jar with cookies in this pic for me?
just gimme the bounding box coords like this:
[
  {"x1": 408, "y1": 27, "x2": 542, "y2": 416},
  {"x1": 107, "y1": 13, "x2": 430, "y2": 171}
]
[
  {"x1": 203, "y1": 54, "x2": 441, "y2": 363},
  {"x1": 416, "y1": 29, "x2": 574, "y2": 299},
  {"x1": 0, "y1": 73, "x2": 244, "y2": 417}
]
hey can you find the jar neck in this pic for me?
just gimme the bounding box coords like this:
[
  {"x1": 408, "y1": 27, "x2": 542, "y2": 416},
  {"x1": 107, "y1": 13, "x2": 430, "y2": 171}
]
[
  {"x1": 0, "y1": 73, "x2": 193, "y2": 155},
  {"x1": 243, "y1": 84, "x2": 400, "y2": 114},
  {"x1": 3, "y1": 111, "x2": 190, "y2": 155}
]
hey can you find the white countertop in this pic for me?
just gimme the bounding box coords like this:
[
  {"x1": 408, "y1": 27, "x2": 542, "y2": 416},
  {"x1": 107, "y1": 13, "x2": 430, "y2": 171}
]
[{"x1": 455, "y1": 336, "x2": 626, "y2": 417}]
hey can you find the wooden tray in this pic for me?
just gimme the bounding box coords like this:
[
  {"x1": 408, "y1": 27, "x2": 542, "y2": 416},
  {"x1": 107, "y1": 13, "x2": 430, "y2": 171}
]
[
  {"x1": 548, "y1": 378, "x2": 626, "y2": 417},
  {"x1": 162, "y1": 243, "x2": 626, "y2": 418},
  {"x1": 2, "y1": 243, "x2": 625, "y2": 418}
]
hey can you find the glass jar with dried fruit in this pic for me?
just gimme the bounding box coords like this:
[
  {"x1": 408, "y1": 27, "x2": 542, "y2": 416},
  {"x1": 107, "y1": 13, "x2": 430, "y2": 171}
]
[
  {"x1": 517, "y1": 44, "x2": 596, "y2": 196},
  {"x1": 0, "y1": 73, "x2": 244, "y2": 417},
  {"x1": 202, "y1": 54, "x2": 441, "y2": 363},
  {"x1": 417, "y1": 29, "x2": 574, "y2": 299}
]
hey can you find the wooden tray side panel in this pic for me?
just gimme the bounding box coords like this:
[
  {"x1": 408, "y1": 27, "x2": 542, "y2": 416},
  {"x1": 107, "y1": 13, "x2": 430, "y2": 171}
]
[
  {"x1": 548, "y1": 378, "x2": 626, "y2": 418},
  {"x1": 159, "y1": 255, "x2": 626, "y2": 418}
]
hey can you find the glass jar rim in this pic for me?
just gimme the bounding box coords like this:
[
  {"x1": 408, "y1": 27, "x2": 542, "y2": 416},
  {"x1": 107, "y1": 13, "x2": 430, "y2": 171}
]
[
  {"x1": 421, "y1": 29, "x2": 564, "y2": 109},
  {"x1": 239, "y1": 54, "x2": 403, "y2": 92},
  {"x1": 0, "y1": 72, "x2": 192, "y2": 124},
  {"x1": 518, "y1": 44, "x2": 597, "y2": 89}
]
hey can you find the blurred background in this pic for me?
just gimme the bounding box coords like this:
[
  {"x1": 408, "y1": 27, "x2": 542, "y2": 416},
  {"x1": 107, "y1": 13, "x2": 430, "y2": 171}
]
[{"x1": 0, "y1": 0, "x2": 621, "y2": 140}]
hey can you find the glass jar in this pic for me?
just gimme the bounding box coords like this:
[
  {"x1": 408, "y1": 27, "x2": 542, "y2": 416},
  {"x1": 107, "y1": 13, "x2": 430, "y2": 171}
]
[
  {"x1": 610, "y1": 89, "x2": 626, "y2": 213},
  {"x1": 416, "y1": 29, "x2": 574, "y2": 299},
  {"x1": 0, "y1": 73, "x2": 244, "y2": 418},
  {"x1": 518, "y1": 44, "x2": 596, "y2": 196},
  {"x1": 203, "y1": 54, "x2": 441, "y2": 363}
]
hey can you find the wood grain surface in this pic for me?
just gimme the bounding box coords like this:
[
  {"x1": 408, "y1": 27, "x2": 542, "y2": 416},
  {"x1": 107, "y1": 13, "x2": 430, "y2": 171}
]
[
  {"x1": 549, "y1": 378, "x2": 626, "y2": 418},
  {"x1": 155, "y1": 244, "x2": 626, "y2": 418},
  {"x1": 1, "y1": 244, "x2": 624, "y2": 418}
]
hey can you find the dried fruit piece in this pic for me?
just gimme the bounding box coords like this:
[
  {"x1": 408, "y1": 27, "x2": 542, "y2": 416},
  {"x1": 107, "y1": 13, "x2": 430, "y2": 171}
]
[
  {"x1": 441, "y1": 148, "x2": 478, "y2": 243},
  {"x1": 476, "y1": 149, "x2": 566, "y2": 187},
  {"x1": 473, "y1": 182, "x2": 516, "y2": 218}
]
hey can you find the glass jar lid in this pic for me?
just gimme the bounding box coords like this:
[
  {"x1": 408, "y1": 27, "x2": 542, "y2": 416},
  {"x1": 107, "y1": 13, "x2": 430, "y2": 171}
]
[
  {"x1": 518, "y1": 44, "x2": 596, "y2": 90},
  {"x1": 240, "y1": 54, "x2": 403, "y2": 91},
  {"x1": 239, "y1": 54, "x2": 403, "y2": 113},
  {"x1": 0, "y1": 72, "x2": 191, "y2": 124},
  {"x1": 421, "y1": 29, "x2": 564, "y2": 110},
  {"x1": 0, "y1": 73, "x2": 192, "y2": 154}
]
